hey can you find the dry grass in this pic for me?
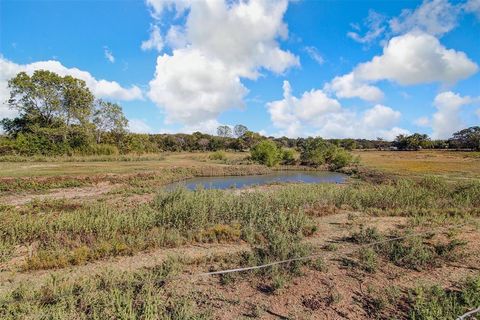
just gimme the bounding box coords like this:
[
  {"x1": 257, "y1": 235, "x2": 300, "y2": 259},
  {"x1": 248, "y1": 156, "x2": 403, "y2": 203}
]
[
  {"x1": 0, "y1": 151, "x2": 248, "y2": 178},
  {"x1": 354, "y1": 150, "x2": 480, "y2": 181}
]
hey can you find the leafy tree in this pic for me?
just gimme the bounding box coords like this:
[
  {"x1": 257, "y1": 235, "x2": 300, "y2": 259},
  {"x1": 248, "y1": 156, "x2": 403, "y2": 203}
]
[
  {"x1": 449, "y1": 126, "x2": 480, "y2": 150},
  {"x1": 240, "y1": 130, "x2": 262, "y2": 149},
  {"x1": 5, "y1": 70, "x2": 94, "y2": 134},
  {"x1": 233, "y1": 124, "x2": 248, "y2": 137},
  {"x1": 250, "y1": 140, "x2": 281, "y2": 167},
  {"x1": 92, "y1": 100, "x2": 128, "y2": 143},
  {"x1": 217, "y1": 125, "x2": 232, "y2": 138},
  {"x1": 340, "y1": 139, "x2": 357, "y2": 151},
  {"x1": 299, "y1": 137, "x2": 353, "y2": 168},
  {"x1": 394, "y1": 133, "x2": 432, "y2": 151}
]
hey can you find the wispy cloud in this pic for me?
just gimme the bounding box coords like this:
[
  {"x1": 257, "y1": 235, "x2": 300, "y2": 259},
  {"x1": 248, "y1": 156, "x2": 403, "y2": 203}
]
[
  {"x1": 304, "y1": 46, "x2": 325, "y2": 65},
  {"x1": 103, "y1": 46, "x2": 115, "y2": 63}
]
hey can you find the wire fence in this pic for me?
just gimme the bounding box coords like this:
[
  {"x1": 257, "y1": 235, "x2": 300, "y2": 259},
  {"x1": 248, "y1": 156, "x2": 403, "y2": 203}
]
[
  {"x1": 2, "y1": 221, "x2": 479, "y2": 319},
  {"x1": 457, "y1": 306, "x2": 480, "y2": 320}
]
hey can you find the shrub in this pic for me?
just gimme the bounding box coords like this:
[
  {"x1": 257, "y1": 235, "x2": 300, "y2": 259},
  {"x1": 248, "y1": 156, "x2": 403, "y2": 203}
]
[
  {"x1": 299, "y1": 137, "x2": 354, "y2": 169},
  {"x1": 358, "y1": 248, "x2": 378, "y2": 273},
  {"x1": 281, "y1": 148, "x2": 296, "y2": 165},
  {"x1": 250, "y1": 140, "x2": 281, "y2": 167},
  {"x1": 350, "y1": 226, "x2": 382, "y2": 244},
  {"x1": 408, "y1": 275, "x2": 480, "y2": 320},
  {"x1": 209, "y1": 151, "x2": 227, "y2": 161}
]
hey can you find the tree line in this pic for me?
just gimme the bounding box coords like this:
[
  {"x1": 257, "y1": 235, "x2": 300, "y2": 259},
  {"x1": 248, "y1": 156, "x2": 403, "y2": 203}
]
[{"x1": 0, "y1": 70, "x2": 478, "y2": 157}]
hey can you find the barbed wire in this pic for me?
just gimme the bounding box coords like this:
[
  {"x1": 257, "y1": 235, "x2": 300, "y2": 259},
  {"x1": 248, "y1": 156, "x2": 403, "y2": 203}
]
[
  {"x1": 1, "y1": 221, "x2": 478, "y2": 320},
  {"x1": 457, "y1": 306, "x2": 480, "y2": 320},
  {"x1": 194, "y1": 222, "x2": 469, "y2": 277}
]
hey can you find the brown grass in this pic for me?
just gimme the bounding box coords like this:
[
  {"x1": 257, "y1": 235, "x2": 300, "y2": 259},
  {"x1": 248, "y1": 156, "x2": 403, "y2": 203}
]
[{"x1": 354, "y1": 150, "x2": 480, "y2": 181}]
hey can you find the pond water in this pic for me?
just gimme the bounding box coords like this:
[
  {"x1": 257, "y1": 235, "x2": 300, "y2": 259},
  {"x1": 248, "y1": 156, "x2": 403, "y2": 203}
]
[{"x1": 167, "y1": 171, "x2": 347, "y2": 190}]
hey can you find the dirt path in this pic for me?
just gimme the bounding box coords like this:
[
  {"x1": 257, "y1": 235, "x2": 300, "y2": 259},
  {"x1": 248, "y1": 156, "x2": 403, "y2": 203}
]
[{"x1": 0, "y1": 182, "x2": 119, "y2": 206}]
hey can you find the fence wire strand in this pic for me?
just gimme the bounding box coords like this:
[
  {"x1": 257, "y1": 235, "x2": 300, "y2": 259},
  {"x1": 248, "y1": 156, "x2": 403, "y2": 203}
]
[{"x1": 2, "y1": 221, "x2": 478, "y2": 320}]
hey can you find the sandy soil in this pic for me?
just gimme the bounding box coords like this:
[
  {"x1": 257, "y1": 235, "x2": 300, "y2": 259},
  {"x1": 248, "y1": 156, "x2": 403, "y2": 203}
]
[
  {"x1": 0, "y1": 182, "x2": 119, "y2": 206},
  {"x1": 2, "y1": 211, "x2": 478, "y2": 319}
]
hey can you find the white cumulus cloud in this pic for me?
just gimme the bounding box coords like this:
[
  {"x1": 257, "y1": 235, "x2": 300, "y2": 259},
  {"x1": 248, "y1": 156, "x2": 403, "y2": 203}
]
[
  {"x1": 431, "y1": 91, "x2": 473, "y2": 139},
  {"x1": 0, "y1": 57, "x2": 143, "y2": 120},
  {"x1": 324, "y1": 72, "x2": 384, "y2": 102},
  {"x1": 148, "y1": 49, "x2": 247, "y2": 125},
  {"x1": 355, "y1": 31, "x2": 478, "y2": 85},
  {"x1": 327, "y1": 31, "x2": 478, "y2": 101},
  {"x1": 267, "y1": 81, "x2": 408, "y2": 139},
  {"x1": 146, "y1": 0, "x2": 299, "y2": 126}
]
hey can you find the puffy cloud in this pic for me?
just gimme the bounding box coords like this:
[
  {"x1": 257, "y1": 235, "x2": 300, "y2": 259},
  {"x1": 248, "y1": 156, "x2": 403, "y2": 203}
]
[
  {"x1": 389, "y1": 0, "x2": 460, "y2": 37},
  {"x1": 324, "y1": 72, "x2": 384, "y2": 102},
  {"x1": 304, "y1": 46, "x2": 325, "y2": 65},
  {"x1": 147, "y1": 0, "x2": 299, "y2": 125},
  {"x1": 328, "y1": 32, "x2": 478, "y2": 101},
  {"x1": 267, "y1": 81, "x2": 408, "y2": 139},
  {"x1": 347, "y1": 10, "x2": 387, "y2": 44},
  {"x1": 267, "y1": 81, "x2": 341, "y2": 136},
  {"x1": 431, "y1": 91, "x2": 473, "y2": 139},
  {"x1": 103, "y1": 46, "x2": 115, "y2": 63},
  {"x1": 181, "y1": 119, "x2": 224, "y2": 135},
  {"x1": 128, "y1": 119, "x2": 155, "y2": 133},
  {"x1": 0, "y1": 57, "x2": 143, "y2": 120},
  {"x1": 141, "y1": 25, "x2": 164, "y2": 52},
  {"x1": 355, "y1": 32, "x2": 478, "y2": 85},
  {"x1": 166, "y1": 25, "x2": 187, "y2": 49},
  {"x1": 148, "y1": 49, "x2": 247, "y2": 125}
]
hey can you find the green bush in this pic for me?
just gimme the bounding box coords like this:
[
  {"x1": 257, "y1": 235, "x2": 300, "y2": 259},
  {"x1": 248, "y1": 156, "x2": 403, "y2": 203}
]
[
  {"x1": 250, "y1": 140, "x2": 281, "y2": 167},
  {"x1": 408, "y1": 275, "x2": 480, "y2": 320},
  {"x1": 300, "y1": 137, "x2": 353, "y2": 169},
  {"x1": 209, "y1": 151, "x2": 227, "y2": 161},
  {"x1": 281, "y1": 148, "x2": 296, "y2": 165}
]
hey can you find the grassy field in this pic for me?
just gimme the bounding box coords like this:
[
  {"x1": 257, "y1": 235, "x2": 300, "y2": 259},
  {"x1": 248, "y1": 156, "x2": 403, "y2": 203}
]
[
  {"x1": 0, "y1": 152, "x2": 250, "y2": 178},
  {"x1": 354, "y1": 150, "x2": 480, "y2": 181},
  {"x1": 0, "y1": 150, "x2": 479, "y2": 319}
]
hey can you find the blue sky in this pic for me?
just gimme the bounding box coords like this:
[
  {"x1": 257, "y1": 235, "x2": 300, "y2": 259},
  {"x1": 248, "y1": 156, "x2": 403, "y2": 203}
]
[{"x1": 1, "y1": 0, "x2": 479, "y2": 139}]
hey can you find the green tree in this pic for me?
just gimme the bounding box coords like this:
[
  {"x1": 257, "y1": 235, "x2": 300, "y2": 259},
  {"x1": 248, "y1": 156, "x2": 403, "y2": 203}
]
[
  {"x1": 2, "y1": 70, "x2": 95, "y2": 154},
  {"x1": 92, "y1": 100, "x2": 128, "y2": 143},
  {"x1": 233, "y1": 124, "x2": 248, "y2": 138},
  {"x1": 5, "y1": 70, "x2": 94, "y2": 134},
  {"x1": 394, "y1": 133, "x2": 432, "y2": 151},
  {"x1": 449, "y1": 126, "x2": 480, "y2": 150},
  {"x1": 300, "y1": 137, "x2": 353, "y2": 168},
  {"x1": 217, "y1": 125, "x2": 232, "y2": 138},
  {"x1": 250, "y1": 140, "x2": 281, "y2": 167}
]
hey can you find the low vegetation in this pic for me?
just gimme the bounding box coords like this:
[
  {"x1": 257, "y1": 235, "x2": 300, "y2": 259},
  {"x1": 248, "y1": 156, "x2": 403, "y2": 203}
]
[
  {"x1": 1, "y1": 176, "x2": 478, "y2": 271},
  {"x1": 408, "y1": 275, "x2": 480, "y2": 320}
]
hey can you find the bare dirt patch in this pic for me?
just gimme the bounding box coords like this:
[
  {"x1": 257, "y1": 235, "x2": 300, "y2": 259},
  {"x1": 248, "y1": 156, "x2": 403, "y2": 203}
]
[{"x1": 0, "y1": 182, "x2": 118, "y2": 206}]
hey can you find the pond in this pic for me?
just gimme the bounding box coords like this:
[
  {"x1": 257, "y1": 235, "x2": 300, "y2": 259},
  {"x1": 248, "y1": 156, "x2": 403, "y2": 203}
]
[{"x1": 166, "y1": 170, "x2": 347, "y2": 190}]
